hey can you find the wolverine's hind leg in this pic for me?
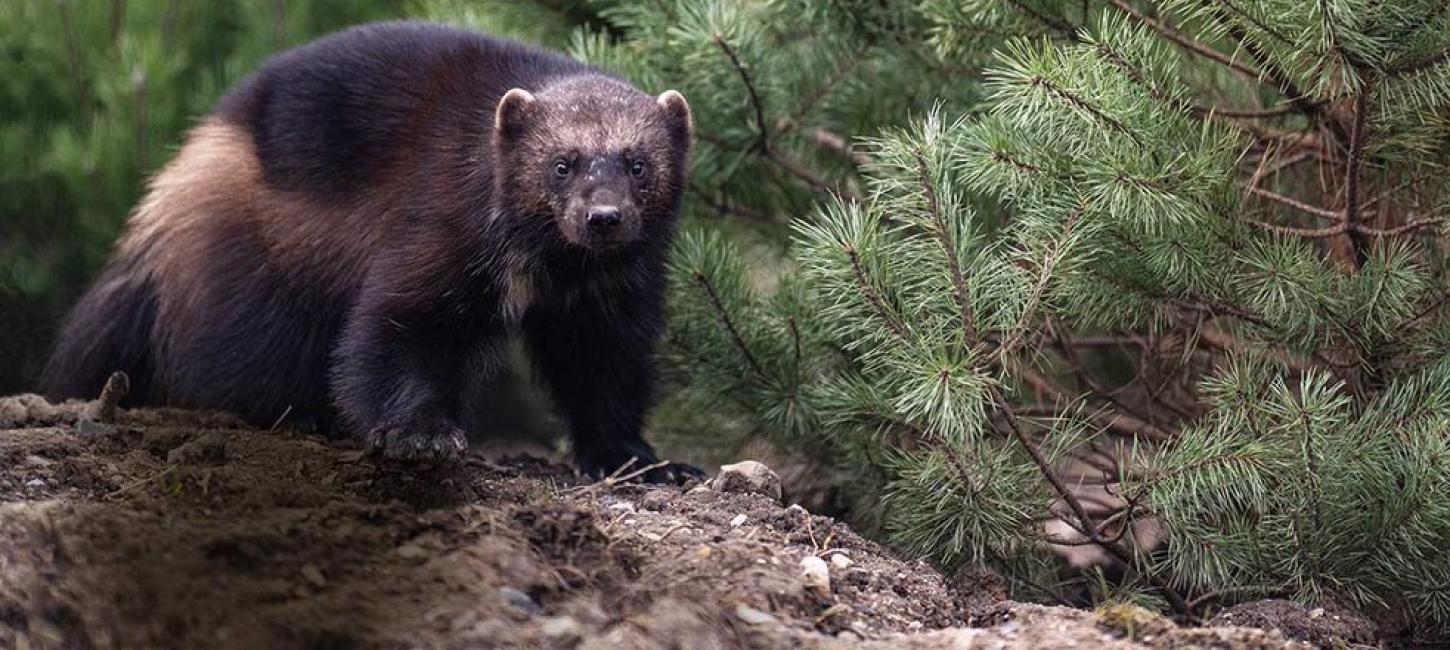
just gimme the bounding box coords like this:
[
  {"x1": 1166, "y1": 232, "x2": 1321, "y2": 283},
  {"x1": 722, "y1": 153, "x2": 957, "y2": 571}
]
[{"x1": 40, "y1": 263, "x2": 160, "y2": 404}]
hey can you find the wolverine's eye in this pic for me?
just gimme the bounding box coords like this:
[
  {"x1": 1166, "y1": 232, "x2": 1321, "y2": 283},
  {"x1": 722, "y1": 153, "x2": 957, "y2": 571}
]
[
  {"x1": 553, "y1": 160, "x2": 570, "y2": 178},
  {"x1": 630, "y1": 160, "x2": 647, "y2": 179}
]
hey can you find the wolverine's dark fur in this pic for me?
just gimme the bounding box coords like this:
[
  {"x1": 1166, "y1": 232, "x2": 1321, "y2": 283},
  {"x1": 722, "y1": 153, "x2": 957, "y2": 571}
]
[{"x1": 42, "y1": 21, "x2": 697, "y2": 482}]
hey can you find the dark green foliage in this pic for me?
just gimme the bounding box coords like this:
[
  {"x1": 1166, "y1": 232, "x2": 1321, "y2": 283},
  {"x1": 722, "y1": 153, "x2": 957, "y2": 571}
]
[{"x1": 656, "y1": 0, "x2": 1450, "y2": 631}]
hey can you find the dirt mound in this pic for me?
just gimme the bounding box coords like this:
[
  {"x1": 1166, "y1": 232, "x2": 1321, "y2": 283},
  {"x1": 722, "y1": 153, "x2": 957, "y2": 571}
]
[{"x1": 0, "y1": 395, "x2": 1313, "y2": 649}]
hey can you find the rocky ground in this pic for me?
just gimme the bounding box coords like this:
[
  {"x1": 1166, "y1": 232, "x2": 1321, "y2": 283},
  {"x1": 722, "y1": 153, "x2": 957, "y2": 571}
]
[{"x1": 0, "y1": 392, "x2": 1377, "y2": 649}]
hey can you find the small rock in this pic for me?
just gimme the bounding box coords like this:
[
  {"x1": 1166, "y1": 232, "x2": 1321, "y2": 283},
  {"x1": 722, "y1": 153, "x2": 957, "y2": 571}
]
[
  {"x1": 712, "y1": 460, "x2": 783, "y2": 502},
  {"x1": 24, "y1": 478, "x2": 45, "y2": 488},
  {"x1": 830, "y1": 553, "x2": 853, "y2": 570},
  {"x1": 735, "y1": 604, "x2": 778, "y2": 625},
  {"x1": 395, "y1": 543, "x2": 427, "y2": 559},
  {"x1": 786, "y1": 504, "x2": 808, "y2": 516},
  {"x1": 1308, "y1": 607, "x2": 1325, "y2": 619},
  {"x1": 608, "y1": 501, "x2": 636, "y2": 514},
  {"x1": 540, "y1": 615, "x2": 582, "y2": 640},
  {"x1": 75, "y1": 418, "x2": 118, "y2": 436},
  {"x1": 800, "y1": 555, "x2": 831, "y2": 594},
  {"x1": 729, "y1": 514, "x2": 748, "y2": 527},
  {"x1": 499, "y1": 586, "x2": 541, "y2": 617},
  {"x1": 300, "y1": 564, "x2": 326, "y2": 588},
  {"x1": 167, "y1": 432, "x2": 227, "y2": 465},
  {"x1": 21, "y1": 455, "x2": 54, "y2": 468}
]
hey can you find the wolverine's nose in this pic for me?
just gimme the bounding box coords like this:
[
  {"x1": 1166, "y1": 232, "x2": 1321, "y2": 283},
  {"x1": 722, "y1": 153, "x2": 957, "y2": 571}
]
[{"x1": 586, "y1": 207, "x2": 622, "y2": 232}]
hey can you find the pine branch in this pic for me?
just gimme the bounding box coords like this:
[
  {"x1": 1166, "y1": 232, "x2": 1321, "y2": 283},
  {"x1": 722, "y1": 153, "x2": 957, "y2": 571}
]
[
  {"x1": 1005, "y1": 0, "x2": 1080, "y2": 38},
  {"x1": 997, "y1": 204, "x2": 1085, "y2": 361},
  {"x1": 690, "y1": 271, "x2": 768, "y2": 379},
  {"x1": 1196, "y1": 0, "x2": 1324, "y2": 122},
  {"x1": 1015, "y1": 364, "x2": 1176, "y2": 441},
  {"x1": 1358, "y1": 217, "x2": 1443, "y2": 237},
  {"x1": 845, "y1": 244, "x2": 909, "y2": 340},
  {"x1": 991, "y1": 386, "x2": 1191, "y2": 617},
  {"x1": 1245, "y1": 220, "x2": 1346, "y2": 238},
  {"x1": 1101, "y1": 0, "x2": 1262, "y2": 80},
  {"x1": 915, "y1": 150, "x2": 977, "y2": 345},
  {"x1": 1211, "y1": 0, "x2": 1290, "y2": 45},
  {"x1": 1030, "y1": 76, "x2": 1144, "y2": 146},
  {"x1": 713, "y1": 33, "x2": 770, "y2": 153}
]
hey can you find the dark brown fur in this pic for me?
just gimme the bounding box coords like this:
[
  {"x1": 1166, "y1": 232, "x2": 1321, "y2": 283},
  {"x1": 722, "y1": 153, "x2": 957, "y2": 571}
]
[{"x1": 42, "y1": 22, "x2": 698, "y2": 482}]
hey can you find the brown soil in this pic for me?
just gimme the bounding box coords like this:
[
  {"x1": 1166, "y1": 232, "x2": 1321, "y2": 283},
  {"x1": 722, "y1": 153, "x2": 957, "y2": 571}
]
[{"x1": 1, "y1": 395, "x2": 1319, "y2": 649}]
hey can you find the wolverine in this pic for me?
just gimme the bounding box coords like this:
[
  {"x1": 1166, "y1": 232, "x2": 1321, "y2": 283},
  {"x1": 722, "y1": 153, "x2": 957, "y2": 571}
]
[{"x1": 41, "y1": 21, "x2": 701, "y2": 483}]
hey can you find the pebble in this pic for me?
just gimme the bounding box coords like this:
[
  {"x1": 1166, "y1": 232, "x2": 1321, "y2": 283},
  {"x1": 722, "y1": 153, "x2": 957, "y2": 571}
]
[
  {"x1": 395, "y1": 543, "x2": 428, "y2": 559},
  {"x1": 729, "y1": 514, "x2": 748, "y2": 527},
  {"x1": 24, "y1": 478, "x2": 45, "y2": 488},
  {"x1": 540, "y1": 615, "x2": 582, "y2": 640},
  {"x1": 800, "y1": 555, "x2": 831, "y2": 594},
  {"x1": 712, "y1": 460, "x2": 783, "y2": 502},
  {"x1": 608, "y1": 501, "x2": 636, "y2": 514},
  {"x1": 830, "y1": 553, "x2": 853, "y2": 569},
  {"x1": 499, "y1": 586, "x2": 541, "y2": 616},
  {"x1": 300, "y1": 564, "x2": 326, "y2": 588},
  {"x1": 735, "y1": 604, "x2": 778, "y2": 625}
]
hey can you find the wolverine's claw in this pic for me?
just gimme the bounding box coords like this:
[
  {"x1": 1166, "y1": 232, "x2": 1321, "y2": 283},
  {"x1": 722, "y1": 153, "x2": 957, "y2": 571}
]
[{"x1": 364, "y1": 425, "x2": 468, "y2": 464}]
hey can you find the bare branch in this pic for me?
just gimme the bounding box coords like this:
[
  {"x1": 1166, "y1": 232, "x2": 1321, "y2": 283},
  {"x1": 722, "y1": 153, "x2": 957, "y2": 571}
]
[{"x1": 1246, "y1": 186, "x2": 1342, "y2": 221}]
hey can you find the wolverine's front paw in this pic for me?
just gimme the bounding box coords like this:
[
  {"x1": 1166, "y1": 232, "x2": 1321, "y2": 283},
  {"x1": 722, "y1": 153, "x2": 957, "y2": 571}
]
[{"x1": 364, "y1": 422, "x2": 468, "y2": 463}]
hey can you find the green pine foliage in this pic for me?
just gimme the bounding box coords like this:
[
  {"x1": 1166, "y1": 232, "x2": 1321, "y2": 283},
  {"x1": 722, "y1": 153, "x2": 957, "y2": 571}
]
[{"x1": 659, "y1": 0, "x2": 1450, "y2": 630}]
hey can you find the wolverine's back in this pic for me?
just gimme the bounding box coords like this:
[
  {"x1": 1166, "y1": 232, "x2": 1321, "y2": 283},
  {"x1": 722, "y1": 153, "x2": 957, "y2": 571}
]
[{"x1": 40, "y1": 22, "x2": 592, "y2": 427}]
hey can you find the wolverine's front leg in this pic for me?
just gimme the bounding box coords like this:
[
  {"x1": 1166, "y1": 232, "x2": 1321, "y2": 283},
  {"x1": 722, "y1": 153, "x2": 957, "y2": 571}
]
[
  {"x1": 523, "y1": 285, "x2": 704, "y2": 484},
  {"x1": 332, "y1": 248, "x2": 495, "y2": 463}
]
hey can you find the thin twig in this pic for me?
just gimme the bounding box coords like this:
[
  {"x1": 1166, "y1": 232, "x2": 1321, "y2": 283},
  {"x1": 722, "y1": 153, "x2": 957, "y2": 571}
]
[
  {"x1": 1344, "y1": 91, "x2": 1370, "y2": 267},
  {"x1": 713, "y1": 33, "x2": 770, "y2": 153},
  {"x1": 691, "y1": 272, "x2": 767, "y2": 378},
  {"x1": 1246, "y1": 186, "x2": 1342, "y2": 221},
  {"x1": 1358, "y1": 217, "x2": 1444, "y2": 236},
  {"x1": 1246, "y1": 220, "x2": 1346, "y2": 238},
  {"x1": 1102, "y1": 0, "x2": 1261, "y2": 80}
]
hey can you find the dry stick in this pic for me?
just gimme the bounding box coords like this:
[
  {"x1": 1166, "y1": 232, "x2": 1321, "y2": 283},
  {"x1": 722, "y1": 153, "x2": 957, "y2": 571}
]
[
  {"x1": 991, "y1": 387, "x2": 1191, "y2": 617},
  {"x1": 88, "y1": 371, "x2": 130, "y2": 422}
]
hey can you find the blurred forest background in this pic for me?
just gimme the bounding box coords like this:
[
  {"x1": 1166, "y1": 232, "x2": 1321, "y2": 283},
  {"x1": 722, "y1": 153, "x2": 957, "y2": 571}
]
[{"x1": 5, "y1": 0, "x2": 1450, "y2": 637}]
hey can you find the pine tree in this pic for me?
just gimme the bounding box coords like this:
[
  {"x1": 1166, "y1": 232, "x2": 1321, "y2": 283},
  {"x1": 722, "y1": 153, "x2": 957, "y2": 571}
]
[{"x1": 653, "y1": 0, "x2": 1450, "y2": 630}]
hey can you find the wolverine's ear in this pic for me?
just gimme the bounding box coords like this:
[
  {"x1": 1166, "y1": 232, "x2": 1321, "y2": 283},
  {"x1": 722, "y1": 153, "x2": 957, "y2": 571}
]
[
  {"x1": 495, "y1": 88, "x2": 536, "y2": 139},
  {"x1": 657, "y1": 90, "x2": 692, "y2": 142}
]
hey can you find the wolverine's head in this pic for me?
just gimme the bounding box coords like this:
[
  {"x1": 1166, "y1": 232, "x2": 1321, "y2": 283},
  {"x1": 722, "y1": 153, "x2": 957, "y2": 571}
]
[{"x1": 493, "y1": 77, "x2": 692, "y2": 252}]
